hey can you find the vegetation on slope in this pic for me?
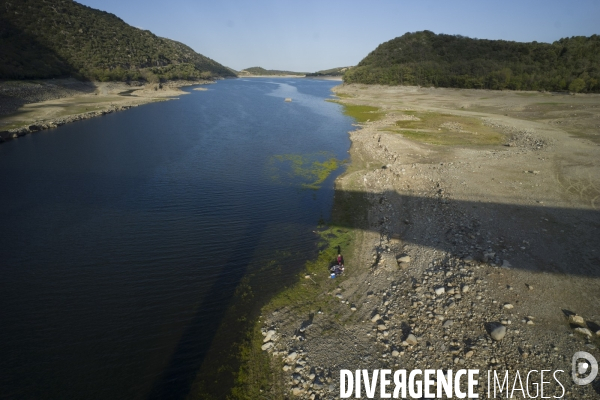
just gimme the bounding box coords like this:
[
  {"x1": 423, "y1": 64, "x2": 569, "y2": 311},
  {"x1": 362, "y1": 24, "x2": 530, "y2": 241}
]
[
  {"x1": 306, "y1": 66, "x2": 352, "y2": 77},
  {"x1": 0, "y1": 0, "x2": 236, "y2": 81},
  {"x1": 344, "y1": 31, "x2": 600, "y2": 93},
  {"x1": 238, "y1": 67, "x2": 306, "y2": 76}
]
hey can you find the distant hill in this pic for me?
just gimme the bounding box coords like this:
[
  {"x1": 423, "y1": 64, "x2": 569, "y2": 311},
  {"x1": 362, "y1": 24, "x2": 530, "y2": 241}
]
[
  {"x1": 306, "y1": 67, "x2": 352, "y2": 77},
  {"x1": 238, "y1": 67, "x2": 306, "y2": 76},
  {"x1": 0, "y1": 0, "x2": 236, "y2": 81},
  {"x1": 344, "y1": 31, "x2": 600, "y2": 93}
]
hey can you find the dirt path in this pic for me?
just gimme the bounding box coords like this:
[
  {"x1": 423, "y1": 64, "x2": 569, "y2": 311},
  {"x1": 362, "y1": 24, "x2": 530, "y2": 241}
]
[{"x1": 258, "y1": 85, "x2": 600, "y2": 399}]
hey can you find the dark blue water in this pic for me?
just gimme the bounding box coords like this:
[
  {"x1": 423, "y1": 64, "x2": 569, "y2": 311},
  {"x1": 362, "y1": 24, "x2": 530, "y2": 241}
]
[{"x1": 0, "y1": 78, "x2": 352, "y2": 399}]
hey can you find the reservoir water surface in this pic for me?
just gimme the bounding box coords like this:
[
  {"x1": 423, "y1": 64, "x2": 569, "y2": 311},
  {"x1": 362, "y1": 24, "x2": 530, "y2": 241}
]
[{"x1": 0, "y1": 78, "x2": 353, "y2": 399}]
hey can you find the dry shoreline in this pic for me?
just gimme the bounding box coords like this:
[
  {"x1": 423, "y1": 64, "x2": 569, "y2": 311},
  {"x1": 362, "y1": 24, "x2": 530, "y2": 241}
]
[
  {"x1": 0, "y1": 77, "x2": 343, "y2": 144},
  {"x1": 0, "y1": 78, "x2": 214, "y2": 143},
  {"x1": 256, "y1": 85, "x2": 600, "y2": 398}
]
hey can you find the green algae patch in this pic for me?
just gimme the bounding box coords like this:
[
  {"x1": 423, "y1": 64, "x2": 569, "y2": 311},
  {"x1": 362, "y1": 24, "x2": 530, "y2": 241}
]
[
  {"x1": 266, "y1": 226, "x2": 354, "y2": 313},
  {"x1": 228, "y1": 320, "x2": 285, "y2": 400},
  {"x1": 229, "y1": 181, "x2": 369, "y2": 399},
  {"x1": 326, "y1": 100, "x2": 384, "y2": 123},
  {"x1": 392, "y1": 111, "x2": 504, "y2": 146},
  {"x1": 225, "y1": 224, "x2": 356, "y2": 399},
  {"x1": 332, "y1": 92, "x2": 354, "y2": 99},
  {"x1": 268, "y1": 152, "x2": 345, "y2": 189}
]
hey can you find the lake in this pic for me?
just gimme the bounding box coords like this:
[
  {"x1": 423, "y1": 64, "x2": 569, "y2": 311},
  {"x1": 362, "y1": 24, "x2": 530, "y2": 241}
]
[{"x1": 0, "y1": 78, "x2": 353, "y2": 399}]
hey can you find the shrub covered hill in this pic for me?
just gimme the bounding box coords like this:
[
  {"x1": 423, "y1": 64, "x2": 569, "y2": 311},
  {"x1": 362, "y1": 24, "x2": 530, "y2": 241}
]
[
  {"x1": 238, "y1": 67, "x2": 306, "y2": 76},
  {"x1": 344, "y1": 30, "x2": 600, "y2": 93},
  {"x1": 0, "y1": 0, "x2": 236, "y2": 81},
  {"x1": 305, "y1": 67, "x2": 351, "y2": 77}
]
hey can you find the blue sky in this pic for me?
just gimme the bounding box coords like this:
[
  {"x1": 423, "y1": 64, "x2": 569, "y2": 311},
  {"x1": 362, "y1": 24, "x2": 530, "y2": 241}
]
[{"x1": 77, "y1": 0, "x2": 600, "y2": 72}]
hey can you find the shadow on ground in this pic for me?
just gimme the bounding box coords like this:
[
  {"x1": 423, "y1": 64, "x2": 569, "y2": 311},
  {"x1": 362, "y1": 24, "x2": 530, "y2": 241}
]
[{"x1": 146, "y1": 184, "x2": 600, "y2": 399}]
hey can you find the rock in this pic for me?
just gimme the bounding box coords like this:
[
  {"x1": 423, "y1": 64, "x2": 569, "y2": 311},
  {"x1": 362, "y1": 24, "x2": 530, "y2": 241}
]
[
  {"x1": 392, "y1": 350, "x2": 399, "y2": 357},
  {"x1": 397, "y1": 255, "x2": 411, "y2": 264},
  {"x1": 371, "y1": 313, "x2": 381, "y2": 323},
  {"x1": 291, "y1": 387, "x2": 304, "y2": 396},
  {"x1": 377, "y1": 323, "x2": 387, "y2": 331},
  {"x1": 461, "y1": 285, "x2": 470, "y2": 293},
  {"x1": 405, "y1": 334, "x2": 418, "y2": 345},
  {"x1": 286, "y1": 351, "x2": 298, "y2": 362},
  {"x1": 465, "y1": 350, "x2": 474, "y2": 358},
  {"x1": 574, "y1": 327, "x2": 593, "y2": 338},
  {"x1": 443, "y1": 320, "x2": 454, "y2": 328},
  {"x1": 526, "y1": 284, "x2": 533, "y2": 290},
  {"x1": 483, "y1": 251, "x2": 495, "y2": 262},
  {"x1": 434, "y1": 287, "x2": 445, "y2": 296},
  {"x1": 264, "y1": 330, "x2": 276, "y2": 342},
  {"x1": 568, "y1": 315, "x2": 586, "y2": 327},
  {"x1": 501, "y1": 260, "x2": 512, "y2": 268},
  {"x1": 283, "y1": 365, "x2": 291, "y2": 371},
  {"x1": 292, "y1": 373, "x2": 301, "y2": 384},
  {"x1": 0, "y1": 131, "x2": 11, "y2": 142},
  {"x1": 261, "y1": 342, "x2": 273, "y2": 351},
  {"x1": 490, "y1": 324, "x2": 507, "y2": 341},
  {"x1": 503, "y1": 303, "x2": 514, "y2": 310}
]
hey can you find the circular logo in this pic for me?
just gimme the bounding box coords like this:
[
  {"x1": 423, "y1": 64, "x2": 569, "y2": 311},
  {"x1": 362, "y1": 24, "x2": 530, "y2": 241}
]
[{"x1": 572, "y1": 351, "x2": 598, "y2": 386}]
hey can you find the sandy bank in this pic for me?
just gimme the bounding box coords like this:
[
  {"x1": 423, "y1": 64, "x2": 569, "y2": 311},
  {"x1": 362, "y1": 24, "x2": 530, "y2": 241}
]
[
  {"x1": 0, "y1": 79, "x2": 213, "y2": 143},
  {"x1": 252, "y1": 85, "x2": 600, "y2": 398}
]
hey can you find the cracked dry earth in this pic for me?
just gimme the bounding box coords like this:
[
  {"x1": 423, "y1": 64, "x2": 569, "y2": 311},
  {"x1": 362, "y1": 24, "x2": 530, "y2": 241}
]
[{"x1": 260, "y1": 85, "x2": 600, "y2": 399}]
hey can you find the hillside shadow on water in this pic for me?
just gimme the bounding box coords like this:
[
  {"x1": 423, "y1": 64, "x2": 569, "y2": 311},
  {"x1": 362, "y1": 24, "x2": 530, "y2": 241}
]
[{"x1": 146, "y1": 184, "x2": 600, "y2": 400}]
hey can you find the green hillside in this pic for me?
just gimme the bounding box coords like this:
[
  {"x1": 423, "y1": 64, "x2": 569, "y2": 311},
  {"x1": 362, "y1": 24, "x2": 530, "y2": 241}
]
[
  {"x1": 306, "y1": 67, "x2": 352, "y2": 77},
  {"x1": 0, "y1": 0, "x2": 236, "y2": 81},
  {"x1": 239, "y1": 67, "x2": 306, "y2": 76},
  {"x1": 344, "y1": 31, "x2": 600, "y2": 93}
]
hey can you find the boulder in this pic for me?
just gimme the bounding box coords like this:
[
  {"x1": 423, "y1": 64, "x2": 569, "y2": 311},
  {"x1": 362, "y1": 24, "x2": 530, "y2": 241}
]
[
  {"x1": 405, "y1": 334, "x2": 418, "y2": 345},
  {"x1": 568, "y1": 315, "x2": 586, "y2": 327},
  {"x1": 490, "y1": 324, "x2": 506, "y2": 341}
]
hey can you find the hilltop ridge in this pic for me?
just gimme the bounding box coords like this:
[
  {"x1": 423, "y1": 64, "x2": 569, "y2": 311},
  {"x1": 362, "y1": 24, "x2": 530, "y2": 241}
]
[
  {"x1": 306, "y1": 66, "x2": 352, "y2": 77},
  {"x1": 0, "y1": 0, "x2": 236, "y2": 81},
  {"x1": 238, "y1": 67, "x2": 306, "y2": 77},
  {"x1": 344, "y1": 30, "x2": 600, "y2": 92}
]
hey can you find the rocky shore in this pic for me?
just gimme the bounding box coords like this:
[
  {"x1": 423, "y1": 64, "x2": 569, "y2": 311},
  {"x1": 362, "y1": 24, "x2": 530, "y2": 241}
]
[
  {"x1": 0, "y1": 104, "x2": 136, "y2": 142},
  {"x1": 0, "y1": 78, "x2": 214, "y2": 143},
  {"x1": 255, "y1": 85, "x2": 600, "y2": 399}
]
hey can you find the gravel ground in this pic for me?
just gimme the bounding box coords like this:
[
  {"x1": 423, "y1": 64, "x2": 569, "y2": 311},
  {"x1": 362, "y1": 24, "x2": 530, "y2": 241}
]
[{"x1": 259, "y1": 85, "x2": 600, "y2": 399}]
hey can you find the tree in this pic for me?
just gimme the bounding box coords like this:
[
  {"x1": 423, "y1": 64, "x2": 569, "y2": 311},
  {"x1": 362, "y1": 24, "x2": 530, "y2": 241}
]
[{"x1": 569, "y1": 78, "x2": 586, "y2": 93}]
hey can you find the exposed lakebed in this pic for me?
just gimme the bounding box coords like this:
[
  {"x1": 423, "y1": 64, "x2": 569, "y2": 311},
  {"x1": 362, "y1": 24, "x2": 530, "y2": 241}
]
[{"x1": 0, "y1": 78, "x2": 353, "y2": 399}]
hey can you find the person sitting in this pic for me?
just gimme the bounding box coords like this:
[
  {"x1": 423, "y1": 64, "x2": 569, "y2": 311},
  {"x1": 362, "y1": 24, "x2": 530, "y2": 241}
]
[{"x1": 337, "y1": 253, "x2": 344, "y2": 265}]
